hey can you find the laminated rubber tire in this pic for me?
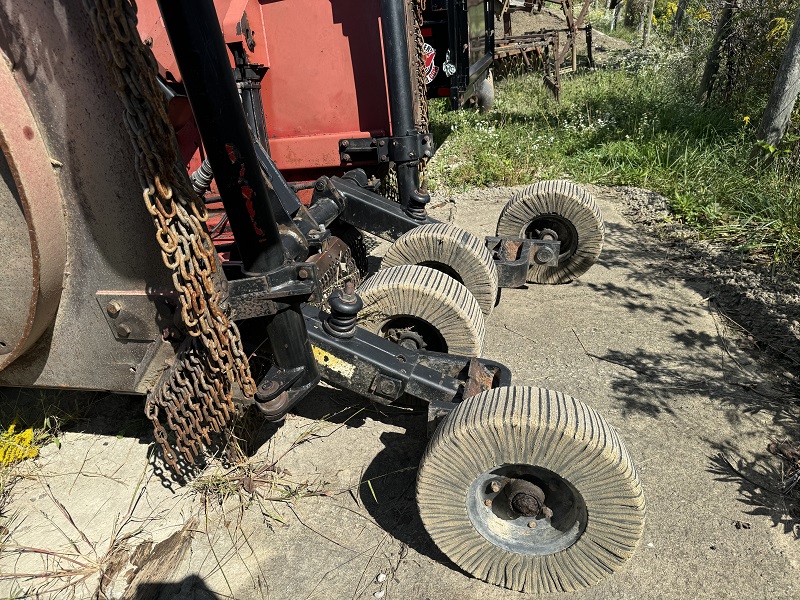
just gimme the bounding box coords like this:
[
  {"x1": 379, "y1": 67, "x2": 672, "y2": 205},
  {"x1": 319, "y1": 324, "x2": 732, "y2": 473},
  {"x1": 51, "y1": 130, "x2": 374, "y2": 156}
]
[
  {"x1": 357, "y1": 265, "x2": 485, "y2": 356},
  {"x1": 417, "y1": 386, "x2": 645, "y2": 593},
  {"x1": 381, "y1": 223, "x2": 499, "y2": 317},
  {"x1": 495, "y1": 180, "x2": 604, "y2": 284}
]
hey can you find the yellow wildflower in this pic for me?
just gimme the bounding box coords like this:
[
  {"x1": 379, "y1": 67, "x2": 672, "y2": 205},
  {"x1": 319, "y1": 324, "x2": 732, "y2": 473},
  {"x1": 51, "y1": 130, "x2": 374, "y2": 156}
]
[
  {"x1": 0, "y1": 424, "x2": 39, "y2": 465},
  {"x1": 743, "y1": 116, "x2": 751, "y2": 125}
]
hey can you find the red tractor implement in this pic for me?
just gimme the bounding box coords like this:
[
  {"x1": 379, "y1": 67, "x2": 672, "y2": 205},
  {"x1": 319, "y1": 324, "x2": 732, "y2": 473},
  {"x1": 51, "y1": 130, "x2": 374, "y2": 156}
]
[{"x1": 0, "y1": 0, "x2": 644, "y2": 592}]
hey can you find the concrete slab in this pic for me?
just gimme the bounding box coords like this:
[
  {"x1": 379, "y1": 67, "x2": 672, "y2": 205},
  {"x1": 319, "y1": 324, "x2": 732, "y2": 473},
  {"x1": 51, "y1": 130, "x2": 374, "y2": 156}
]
[{"x1": 1, "y1": 187, "x2": 797, "y2": 599}]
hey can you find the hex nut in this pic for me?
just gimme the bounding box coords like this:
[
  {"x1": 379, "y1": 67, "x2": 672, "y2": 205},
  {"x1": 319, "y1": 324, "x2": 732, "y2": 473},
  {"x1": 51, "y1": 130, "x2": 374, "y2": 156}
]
[{"x1": 106, "y1": 300, "x2": 122, "y2": 317}]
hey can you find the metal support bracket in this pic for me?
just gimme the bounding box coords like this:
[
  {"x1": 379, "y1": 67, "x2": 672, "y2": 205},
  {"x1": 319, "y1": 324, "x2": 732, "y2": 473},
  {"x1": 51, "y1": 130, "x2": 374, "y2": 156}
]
[
  {"x1": 303, "y1": 306, "x2": 512, "y2": 431},
  {"x1": 229, "y1": 263, "x2": 319, "y2": 320},
  {"x1": 339, "y1": 132, "x2": 433, "y2": 164},
  {"x1": 485, "y1": 236, "x2": 561, "y2": 289}
]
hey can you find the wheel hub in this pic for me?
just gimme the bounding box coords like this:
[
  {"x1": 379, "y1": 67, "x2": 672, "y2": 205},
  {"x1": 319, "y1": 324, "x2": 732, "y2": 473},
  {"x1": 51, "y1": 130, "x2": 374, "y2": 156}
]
[
  {"x1": 385, "y1": 327, "x2": 427, "y2": 350},
  {"x1": 466, "y1": 464, "x2": 587, "y2": 556}
]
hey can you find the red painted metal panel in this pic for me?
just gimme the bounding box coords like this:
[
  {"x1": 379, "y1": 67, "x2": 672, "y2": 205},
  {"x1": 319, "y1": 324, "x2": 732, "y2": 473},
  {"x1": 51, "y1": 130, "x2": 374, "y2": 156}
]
[{"x1": 136, "y1": 0, "x2": 392, "y2": 178}]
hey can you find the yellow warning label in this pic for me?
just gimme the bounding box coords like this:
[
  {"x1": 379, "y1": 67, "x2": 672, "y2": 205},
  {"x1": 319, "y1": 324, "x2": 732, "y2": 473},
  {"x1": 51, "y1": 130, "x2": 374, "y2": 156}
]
[{"x1": 312, "y1": 345, "x2": 356, "y2": 379}]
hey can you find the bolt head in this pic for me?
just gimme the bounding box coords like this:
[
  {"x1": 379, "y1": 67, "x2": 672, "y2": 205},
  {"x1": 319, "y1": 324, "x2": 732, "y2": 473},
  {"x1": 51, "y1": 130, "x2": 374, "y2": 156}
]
[
  {"x1": 341, "y1": 153, "x2": 351, "y2": 162},
  {"x1": 106, "y1": 300, "x2": 122, "y2": 317},
  {"x1": 528, "y1": 521, "x2": 537, "y2": 529},
  {"x1": 117, "y1": 324, "x2": 131, "y2": 338},
  {"x1": 379, "y1": 379, "x2": 397, "y2": 395},
  {"x1": 489, "y1": 480, "x2": 502, "y2": 493},
  {"x1": 341, "y1": 140, "x2": 349, "y2": 148},
  {"x1": 298, "y1": 268, "x2": 309, "y2": 280},
  {"x1": 484, "y1": 499, "x2": 492, "y2": 507},
  {"x1": 534, "y1": 246, "x2": 556, "y2": 264}
]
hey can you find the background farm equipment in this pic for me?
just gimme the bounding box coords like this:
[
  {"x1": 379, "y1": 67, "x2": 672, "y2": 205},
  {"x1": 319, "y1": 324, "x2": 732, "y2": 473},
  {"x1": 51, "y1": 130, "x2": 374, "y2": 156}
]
[
  {"x1": 0, "y1": 0, "x2": 642, "y2": 592},
  {"x1": 421, "y1": 0, "x2": 596, "y2": 106}
]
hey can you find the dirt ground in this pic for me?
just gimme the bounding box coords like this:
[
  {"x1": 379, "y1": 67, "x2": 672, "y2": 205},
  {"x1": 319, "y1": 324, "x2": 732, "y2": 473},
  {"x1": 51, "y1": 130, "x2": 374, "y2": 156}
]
[{"x1": 1, "y1": 184, "x2": 798, "y2": 599}]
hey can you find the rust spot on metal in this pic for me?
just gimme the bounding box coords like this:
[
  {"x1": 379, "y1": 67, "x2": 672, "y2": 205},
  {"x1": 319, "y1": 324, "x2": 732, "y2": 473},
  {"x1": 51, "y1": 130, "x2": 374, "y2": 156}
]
[
  {"x1": 22, "y1": 126, "x2": 34, "y2": 140},
  {"x1": 463, "y1": 358, "x2": 495, "y2": 400},
  {"x1": 499, "y1": 239, "x2": 523, "y2": 262}
]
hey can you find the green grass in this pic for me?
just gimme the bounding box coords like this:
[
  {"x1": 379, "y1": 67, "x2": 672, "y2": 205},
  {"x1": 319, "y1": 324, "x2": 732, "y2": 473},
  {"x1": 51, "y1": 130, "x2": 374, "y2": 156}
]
[{"x1": 428, "y1": 66, "x2": 800, "y2": 267}]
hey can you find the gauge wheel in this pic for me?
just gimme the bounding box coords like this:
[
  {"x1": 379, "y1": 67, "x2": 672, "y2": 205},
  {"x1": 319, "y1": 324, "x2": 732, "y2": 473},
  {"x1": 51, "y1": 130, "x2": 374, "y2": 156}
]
[
  {"x1": 417, "y1": 386, "x2": 645, "y2": 593},
  {"x1": 495, "y1": 180, "x2": 604, "y2": 284},
  {"x1": 381, "y1": 223, "x2": 498, "y2": 317},
  {"x1": 356, "y1": 265, "x2": 485, "y2": 356}
]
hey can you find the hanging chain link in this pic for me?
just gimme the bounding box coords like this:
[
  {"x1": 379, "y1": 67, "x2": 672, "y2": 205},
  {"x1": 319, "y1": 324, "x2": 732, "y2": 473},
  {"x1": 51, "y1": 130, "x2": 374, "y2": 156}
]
[
  {"x1": 410, "y1": 0, "x2": 430, "y2": 188},
  {"x1": 83, "y1": 0, "x2": 257, "y2": 475}
]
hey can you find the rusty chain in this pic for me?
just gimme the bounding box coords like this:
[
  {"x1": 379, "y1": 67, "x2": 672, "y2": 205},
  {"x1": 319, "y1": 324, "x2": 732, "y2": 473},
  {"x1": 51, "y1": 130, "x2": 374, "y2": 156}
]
[{"x1": 83, "y1": 0, "x2": 256, "y2": 475}]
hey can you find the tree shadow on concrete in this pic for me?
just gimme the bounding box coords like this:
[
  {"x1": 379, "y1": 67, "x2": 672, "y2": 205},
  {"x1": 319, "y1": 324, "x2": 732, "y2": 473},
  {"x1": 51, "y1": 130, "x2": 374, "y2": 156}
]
[
  {"x1": 706, "y1": 443, "x2": 799, "y2": 536},
  {"x1": 585, "y1": 200, "x2": 800, "y2": 531}
]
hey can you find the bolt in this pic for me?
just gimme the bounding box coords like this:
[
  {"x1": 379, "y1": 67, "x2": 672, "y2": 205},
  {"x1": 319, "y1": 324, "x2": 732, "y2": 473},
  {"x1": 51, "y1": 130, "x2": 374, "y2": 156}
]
[
  {"x1": 379, "y1": 155, "x2": 388, "y2": 162},
  {"x1": 409, "y1": 152, "x2": 415, "y2": 159},
  {"x1": 106, "y1": 300, "x2": 122, "y2": 317},
  {"x1": 370, "y1": 138, "x2": 377, "y2": 146},
  {"x1": 484, "y1": 499, "x2": 492, "y2": 507},
  {"x1": 378, "y1": 140, "x2": 385, "y2": 147},
  {"x1": 379, "y1": 379, "x2": 397, "y2": 395},
  {"x1": 528, "y1": 521, "x2": 537, "y2": 529},
  {"x1": 260, "y1": 380, "x2": 280, "y2": 394},
  {"x1": 489, "y1": 479, "x2": 502, "y2": 493},
  {"x1": 534, "y1": 245, "x2": 556, "y2": 265},
  {"x1": 342, "y1": 153, "x2": 351, "y2": 162},
  {"x1": 117, "y1": 324, "x2": 131, "y2": 338},
  {"x1": 341, "y1": 140, "x2": 349, "y2": 148},
  {"x1": 315, "y1": 180, "x2": 326, "y2": 191},
  {"x1": 298, "y1": 268, "x2": 309, "y2": 280}
]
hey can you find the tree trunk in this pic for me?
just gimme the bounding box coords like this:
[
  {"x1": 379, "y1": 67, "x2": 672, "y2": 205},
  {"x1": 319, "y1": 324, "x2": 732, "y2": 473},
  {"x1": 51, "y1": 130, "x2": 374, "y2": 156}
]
[
  {"x1": 756, "y1": 5, "x2": 800, "y2": 149},
  {"x1": 637, "y1": 0, "x2": 647, "y2": 33},
  {"x1": 671, "y1": 0, "x2": 687, "y2": 36},
  {"x1": 624, "y1": 0, "x2": 637, "y2": 27},
  {"x1": 642, "y1": 0, "x2": 656, "y2": 46},
  {"x1": 697, "y1": 0, "x2": 736, "y2": 103},
  {"x1": 611, "y1": 0, "x2": 624, "y2": 31}
]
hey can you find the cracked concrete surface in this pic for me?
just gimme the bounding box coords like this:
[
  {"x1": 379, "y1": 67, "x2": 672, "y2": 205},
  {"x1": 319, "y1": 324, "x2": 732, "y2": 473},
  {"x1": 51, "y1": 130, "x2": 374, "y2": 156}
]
[{"x1": 1, "y1": 187, "x2": 798, "y2": 599}]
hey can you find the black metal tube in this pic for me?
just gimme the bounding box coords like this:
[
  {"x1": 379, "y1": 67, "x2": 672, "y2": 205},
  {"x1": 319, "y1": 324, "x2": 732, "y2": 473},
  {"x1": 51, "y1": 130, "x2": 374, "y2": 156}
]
[
  {"x1": 157, "y1": 0, "x2": 284, "y2": 274},
  {"x1": 380, "y1": 0, "x2": 429, "y2": 216},
  {"x1": 380, "y1": 0, "x2": 416, "y2": 140},
  {"x1": 157, "y1": 0, "x2": 319, "y2": 398}
]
